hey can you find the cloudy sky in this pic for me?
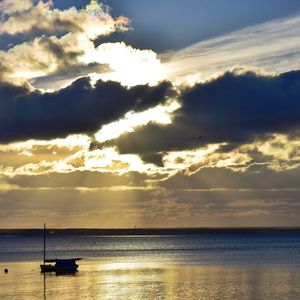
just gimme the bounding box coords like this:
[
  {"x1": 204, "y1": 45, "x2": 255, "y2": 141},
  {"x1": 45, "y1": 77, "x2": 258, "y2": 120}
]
[{"x1": 1, "y1": 0, "x2": 300, "y2": 228}]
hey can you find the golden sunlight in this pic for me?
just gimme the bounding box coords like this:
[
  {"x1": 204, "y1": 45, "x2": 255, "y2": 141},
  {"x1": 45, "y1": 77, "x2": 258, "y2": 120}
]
[
  {"x1": 82, "y1": 42, "x2": 167, "y2": 86},
  {"x1": 95, "y1": 100, "x2": 180, "y2": 143}
]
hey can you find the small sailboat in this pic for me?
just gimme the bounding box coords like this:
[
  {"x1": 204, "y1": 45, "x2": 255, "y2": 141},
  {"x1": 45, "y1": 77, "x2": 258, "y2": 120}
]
[{"x1": 40, "y1": 223, "x2": 81, "y2": 274}]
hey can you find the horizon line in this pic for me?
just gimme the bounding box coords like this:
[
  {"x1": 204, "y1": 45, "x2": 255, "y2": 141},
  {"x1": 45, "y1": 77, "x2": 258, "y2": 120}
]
[{"x1": 1, "y1": 226, "x2": 300, "y2": 231}]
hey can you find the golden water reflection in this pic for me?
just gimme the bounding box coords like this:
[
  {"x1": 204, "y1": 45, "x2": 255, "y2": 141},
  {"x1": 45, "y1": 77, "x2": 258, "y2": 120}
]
[{"x1": 1, "y1": 260, "x2": 300, "y2": 299}]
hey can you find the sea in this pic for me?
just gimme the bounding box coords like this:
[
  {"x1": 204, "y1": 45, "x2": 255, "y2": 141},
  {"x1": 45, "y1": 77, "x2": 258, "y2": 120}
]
[{"x1": 1, "y1": 231, "x2": 300, "y2": 299}]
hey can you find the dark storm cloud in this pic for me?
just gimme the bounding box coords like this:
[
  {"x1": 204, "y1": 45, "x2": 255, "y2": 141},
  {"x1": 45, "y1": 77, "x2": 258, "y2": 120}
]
[
  {"x1": 111, "y1": 70, "x2": 300, "y2": 155},
  {"x1": 0, "y1": 77, "x2": 173, "y2": 143}
]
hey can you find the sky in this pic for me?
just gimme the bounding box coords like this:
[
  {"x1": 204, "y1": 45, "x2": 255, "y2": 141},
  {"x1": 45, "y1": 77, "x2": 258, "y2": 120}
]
[{"x1": 1, "y1": 0, "x2": 300, "y2": 228}]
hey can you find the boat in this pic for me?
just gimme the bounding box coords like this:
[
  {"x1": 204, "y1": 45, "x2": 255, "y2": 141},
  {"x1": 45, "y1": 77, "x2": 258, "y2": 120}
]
[{"x1": 40, "y1": 223, "x2": 81, "y2": 274}]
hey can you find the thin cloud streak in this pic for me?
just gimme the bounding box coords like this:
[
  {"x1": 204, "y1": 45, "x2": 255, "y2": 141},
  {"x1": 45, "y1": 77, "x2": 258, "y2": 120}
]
[{"x1": 162, "y1": 14, "x2": 300, "y2": 82}]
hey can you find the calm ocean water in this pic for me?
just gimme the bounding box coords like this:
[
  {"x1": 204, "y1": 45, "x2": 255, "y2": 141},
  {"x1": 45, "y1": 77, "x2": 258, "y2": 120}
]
[{"x1": 1, "y1": 233, "x2": 300, "y2": 299}]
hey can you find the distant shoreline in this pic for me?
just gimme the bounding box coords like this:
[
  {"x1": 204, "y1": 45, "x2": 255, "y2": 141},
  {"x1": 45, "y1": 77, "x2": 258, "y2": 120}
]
[{"x1": 1, "y1": 227, "x2": 300, "y2": 236}]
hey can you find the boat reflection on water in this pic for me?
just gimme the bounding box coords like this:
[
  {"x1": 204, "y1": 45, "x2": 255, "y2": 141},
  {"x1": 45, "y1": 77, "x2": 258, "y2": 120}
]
[{"x1": 43, "y1": 267, "x2": 79, "y2": 300}]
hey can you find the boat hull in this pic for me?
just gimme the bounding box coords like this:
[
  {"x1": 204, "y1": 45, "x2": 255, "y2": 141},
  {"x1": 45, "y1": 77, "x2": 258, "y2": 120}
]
[{"x1": 40, "y1": 264, "x2": 78, "y2": 274}]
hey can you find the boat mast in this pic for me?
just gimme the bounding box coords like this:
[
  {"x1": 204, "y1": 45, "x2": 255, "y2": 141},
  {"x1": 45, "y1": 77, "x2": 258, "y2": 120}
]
[{"x1": 43, "y1": 223, "x2": 46, "y2": 266}]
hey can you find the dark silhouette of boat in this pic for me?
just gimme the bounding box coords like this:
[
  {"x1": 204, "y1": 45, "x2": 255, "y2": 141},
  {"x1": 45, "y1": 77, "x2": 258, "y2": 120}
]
[{"x1": 40, "y1": 223, "x2": 81, "y2": 274}]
